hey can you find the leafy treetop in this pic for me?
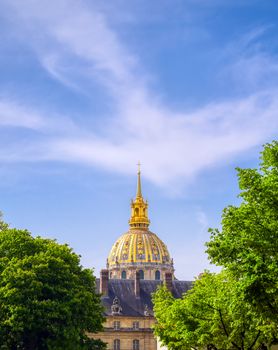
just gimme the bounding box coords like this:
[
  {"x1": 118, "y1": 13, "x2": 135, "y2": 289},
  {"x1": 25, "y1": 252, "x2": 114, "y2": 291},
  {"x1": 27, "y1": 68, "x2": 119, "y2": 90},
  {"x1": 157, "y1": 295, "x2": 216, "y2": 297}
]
[
  {"x1": 206, "y1": 140, "x2": 278, "y2": 321},
  {"x1": 0, "y1": 226, "x2": 106, "y2": 350},
  {"x1": 153, "y1": 271, "x2": 274, "y2": 350}
]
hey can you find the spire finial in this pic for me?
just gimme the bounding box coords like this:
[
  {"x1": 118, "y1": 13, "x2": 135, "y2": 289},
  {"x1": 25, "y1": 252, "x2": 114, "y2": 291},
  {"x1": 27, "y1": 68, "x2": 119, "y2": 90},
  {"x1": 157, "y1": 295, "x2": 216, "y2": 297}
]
[
  {"x1": 136, "y1": 161, "x2": 142, "y2": 198},
  {"x1": 129, "y1": 162, "x2": 150, "y2": 229}
]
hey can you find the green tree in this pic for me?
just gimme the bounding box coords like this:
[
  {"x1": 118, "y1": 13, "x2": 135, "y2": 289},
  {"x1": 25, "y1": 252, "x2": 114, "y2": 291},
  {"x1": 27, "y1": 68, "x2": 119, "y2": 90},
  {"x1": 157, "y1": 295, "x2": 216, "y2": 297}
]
[
  {"x1": 153, "y1": 271, "x2": 274, "y2": 350},
  {"x1": 206, "y1": 140, "x2": 278, "y2": 322},
  {"x1": 0, "y1": 211, "x2": 9, "y2": 231},
  {"x1": 153, "y1": 141, "x2": 278, "y2": 350},
  {"x1": 0, "y1": 227, "x2": 106, "y2": 350}
]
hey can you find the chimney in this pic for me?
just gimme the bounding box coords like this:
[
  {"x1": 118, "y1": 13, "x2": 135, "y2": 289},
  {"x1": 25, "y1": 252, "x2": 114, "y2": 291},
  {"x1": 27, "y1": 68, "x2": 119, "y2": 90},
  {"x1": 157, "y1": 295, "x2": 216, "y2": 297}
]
[
  {"x1": 164, "y1": 272, "x2": 173, "y2": 292},
  {"x1": 100, "y1": 269, "x2": 109, "y2": 297},
  {"x1": 134, "y1": 270, "x2": 140, "y2": 297}
]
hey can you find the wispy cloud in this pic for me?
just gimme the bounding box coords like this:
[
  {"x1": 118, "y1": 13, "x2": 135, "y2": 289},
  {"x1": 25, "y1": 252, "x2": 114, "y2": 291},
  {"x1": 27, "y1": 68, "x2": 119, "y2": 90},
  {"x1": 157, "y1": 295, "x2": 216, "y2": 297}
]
[
  {"x1": 0, "y1": 98, "x2": 76, "y2": 133},
  {"x1": 0, "y1": 100, "x2": 45, "y2": 129},
  {"x1": 46, "y1": 90, "x2": 278, "y2": 186},
  {"x1": 219, "y1": 25, "x2": 278, "y2": 88},
  {"x1": 1, "y1": 0, "x2": 278, "y2": 190}
]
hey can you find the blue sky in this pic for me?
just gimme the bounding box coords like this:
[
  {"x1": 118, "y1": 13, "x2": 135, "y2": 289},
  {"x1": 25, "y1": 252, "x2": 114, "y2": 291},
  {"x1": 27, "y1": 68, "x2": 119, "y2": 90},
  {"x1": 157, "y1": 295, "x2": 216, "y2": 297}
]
[{"x1": 0, "y1": 0, "x2": 278, "y2": 279}]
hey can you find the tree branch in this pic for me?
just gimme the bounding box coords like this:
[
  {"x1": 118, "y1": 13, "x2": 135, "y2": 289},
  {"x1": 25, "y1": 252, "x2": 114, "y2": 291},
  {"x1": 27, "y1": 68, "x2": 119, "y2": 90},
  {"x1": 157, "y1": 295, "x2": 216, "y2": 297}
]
[
  {"x1": 218, "y1": 309, "x2": 241, "y2": 350},
  {"x1": 241, "y1": 330, "x2": 245, "y2": 350},
  {"x1": 248, "y1": 331, "x2": 261, "y2": 350}
]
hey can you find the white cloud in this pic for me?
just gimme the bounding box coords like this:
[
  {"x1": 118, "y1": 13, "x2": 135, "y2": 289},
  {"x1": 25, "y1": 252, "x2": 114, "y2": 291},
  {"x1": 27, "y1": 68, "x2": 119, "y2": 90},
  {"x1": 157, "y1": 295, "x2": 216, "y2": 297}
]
[
  {"x1": 220, "y1": 25, "x2": 278, "y2": 91},
  {"x1": 6, "y1": 0, "x2": 139, "y2": 87},
  {"x1": 45, "y1": 90, "x2": 278, "y2": 186},
  {"x1": 0, "y1": 98, "x2": 77, "y2": 134},
  {"x1": 0, "y1": 0, "x2": 278, "y2": 190},
  {"x1": 41, "y1": 54, "x2": 82, "y2": 92},
  {"x1": 0, "y1": 100, "x2": 45, "y2": 129}
]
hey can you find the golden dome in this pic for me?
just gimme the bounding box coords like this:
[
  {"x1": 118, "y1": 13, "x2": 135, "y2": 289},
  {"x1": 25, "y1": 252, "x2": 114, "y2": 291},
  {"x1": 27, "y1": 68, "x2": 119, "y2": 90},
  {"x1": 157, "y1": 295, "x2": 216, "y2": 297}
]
[
  {"x1": 107, "y1": 229, "x2": 172, "y2": 267},
  {"x1": 107, "y1": 164, "x2": 173, "y2": 275}
]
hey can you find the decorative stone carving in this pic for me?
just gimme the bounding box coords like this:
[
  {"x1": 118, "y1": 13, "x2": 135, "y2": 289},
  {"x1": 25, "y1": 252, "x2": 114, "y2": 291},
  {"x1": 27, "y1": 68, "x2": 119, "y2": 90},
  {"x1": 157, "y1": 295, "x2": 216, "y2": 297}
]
[
  {"x1": 144, "y1": 304, "x2": 150, "y2": 316},
  {"x1": 111, "y1": 296, "x2": 122, "y2": 315}
]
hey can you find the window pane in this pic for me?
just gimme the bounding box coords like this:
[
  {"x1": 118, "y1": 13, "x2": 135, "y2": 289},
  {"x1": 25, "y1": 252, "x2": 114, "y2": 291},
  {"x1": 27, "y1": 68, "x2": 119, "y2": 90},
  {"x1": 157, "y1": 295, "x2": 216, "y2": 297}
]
[
  {"x1": 133, "y1": 339, "x2": 139, "y2": 350},
  {"x1": 133, "y1": 321, "x2": 139, "y2": 330},
  {"x1": 139, "y1": 270, "x2": 144, "y2": 279},
  {"x1": 114, "y1": 339, "x2": 120, "y2": 350},
  {"x1": 114, "y1": 321, "x2": 120, "y2": 330},
  {"x1": 155, "y1": 270, "x2": 160, "y2": 280}
]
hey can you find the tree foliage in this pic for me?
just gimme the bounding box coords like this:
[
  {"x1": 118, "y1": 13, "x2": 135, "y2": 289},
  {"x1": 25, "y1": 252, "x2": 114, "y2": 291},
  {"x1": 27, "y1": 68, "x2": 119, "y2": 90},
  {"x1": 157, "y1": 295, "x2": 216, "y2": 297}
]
[
  {"x1": 0, "y1": 227, "x2": 106, "y2": 350},
  {"x1": 153, "y1": 271, "x2": 274, "y2": 350},
  {"x1": 0, "y1": 211, "x2": 9, "y2": 231},
  {"x1": 153, "y1": 141, "x2": 278, "y2": 349},
  {"x1": 206, "y1": 140, "x2": 278, "y2": 321}
]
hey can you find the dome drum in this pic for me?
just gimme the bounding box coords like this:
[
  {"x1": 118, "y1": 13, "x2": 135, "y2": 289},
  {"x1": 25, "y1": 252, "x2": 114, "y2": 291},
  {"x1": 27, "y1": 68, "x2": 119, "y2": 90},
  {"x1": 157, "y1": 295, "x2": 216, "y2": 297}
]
[
  {"x1": 108, "y1": 262, "x2": 173, "y2": 269},
  {"x1": 109, "y1": 266, "x2": 173, "y2": 281}
]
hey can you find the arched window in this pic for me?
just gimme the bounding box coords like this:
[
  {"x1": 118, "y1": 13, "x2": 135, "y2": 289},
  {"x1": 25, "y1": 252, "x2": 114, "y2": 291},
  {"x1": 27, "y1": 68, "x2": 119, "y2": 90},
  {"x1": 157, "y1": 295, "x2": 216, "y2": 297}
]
[
  {"x1": 121, "y1": 270, "x2": 126, "y2": 279},
  {"x1": 135, "y1": 208, "x2": 139, "y2": 216},
  {"x1": 133, "y1": 339, "x2": 140, "y2": 350},
  {"x1": 139, "y1": 270, "x2": 144, "y2": 280},
  {"x1": 155, "y1": 270, "x2": 160, "y2": 280},
  {"x1": 114, "y1": 339, "x2": 120, "y2": 350}
]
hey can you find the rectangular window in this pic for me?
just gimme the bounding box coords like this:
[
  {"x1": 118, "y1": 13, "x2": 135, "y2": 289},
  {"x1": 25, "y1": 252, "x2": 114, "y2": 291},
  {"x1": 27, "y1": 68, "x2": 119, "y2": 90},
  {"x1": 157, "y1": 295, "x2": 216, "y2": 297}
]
[
  {"x1": 114, "y1": 321, "x2": 120, "y2": 330},
  {"x1": 133, "y1": 321, "x2": 139, "y2": 330},
  {"x1": 114, "y1": 339, "x2": 120, "y2": 350},
  {"x1": 133, "y1": 339, "x2": 139, "y2": 350}
]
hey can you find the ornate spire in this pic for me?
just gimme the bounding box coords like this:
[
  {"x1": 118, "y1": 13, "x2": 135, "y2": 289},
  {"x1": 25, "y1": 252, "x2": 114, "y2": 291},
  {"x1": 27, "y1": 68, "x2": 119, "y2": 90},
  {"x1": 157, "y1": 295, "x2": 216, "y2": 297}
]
[
  {"x1": 136, "y1": 161, "x2": 142, "y2": 198},
  {"x1": 129, "y1": 164, "x2": 150, "y2": 230}
]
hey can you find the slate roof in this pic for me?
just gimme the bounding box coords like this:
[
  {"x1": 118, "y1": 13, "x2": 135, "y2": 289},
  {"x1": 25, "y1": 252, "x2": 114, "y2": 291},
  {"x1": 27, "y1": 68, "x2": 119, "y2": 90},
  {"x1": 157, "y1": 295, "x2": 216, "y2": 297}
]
[{"x1": 96, "y1": 279, "x2": 192, "y2": 317}]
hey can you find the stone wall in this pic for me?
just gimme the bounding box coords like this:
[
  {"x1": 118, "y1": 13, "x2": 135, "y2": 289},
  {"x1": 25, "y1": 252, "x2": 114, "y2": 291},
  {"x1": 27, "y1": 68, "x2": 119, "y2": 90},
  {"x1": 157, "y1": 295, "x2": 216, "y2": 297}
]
[{"x1": 89, "y1": 315, "x2": 157, "y2": 350}]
